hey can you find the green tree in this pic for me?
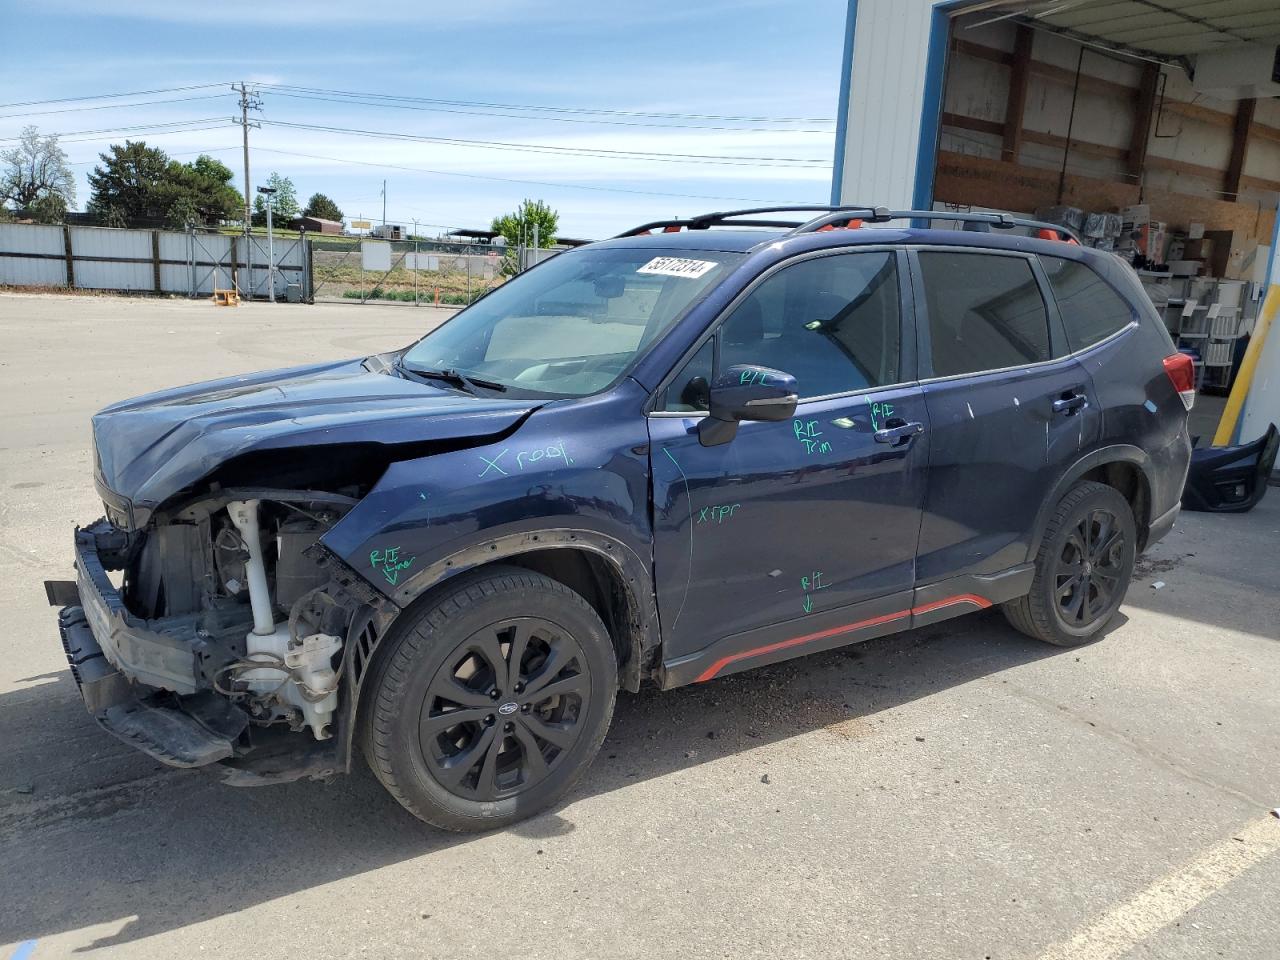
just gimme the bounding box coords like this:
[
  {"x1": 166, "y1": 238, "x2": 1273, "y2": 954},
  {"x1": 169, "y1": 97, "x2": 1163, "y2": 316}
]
[
  {"x1": 491, "y1": 198, "x2": 558, "y2": 248},
  {"x1": 87, "y1": 140, "x2": 171, "y2": 224},
  {"x1": 252, "y1": 171, "x2": 299, "y2": 226},
  {"x1": 157, "y1": 154, "x2": 243, "y2": 228},
  {"x1": 1, "y1": 126, "x2": 76, "y2": 222},
  {"x1": 491, "y1": 199, "x2": 559, "y2": 276},
  {"x1": 302, "y1": 192, "x2": 343, "y2": 223},
  {"x1": 87, "y1": 143, "x2": 243, "y2": 228}
]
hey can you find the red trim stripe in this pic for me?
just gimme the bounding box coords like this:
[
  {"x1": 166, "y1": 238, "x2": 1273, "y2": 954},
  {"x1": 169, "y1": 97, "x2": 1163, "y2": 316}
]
[
  {"x1": 911, "y1": 593, "x2": 992, "y2": 616},
  {"x1": 694, "y1": 593, "x2": 992, "y2": 682}
]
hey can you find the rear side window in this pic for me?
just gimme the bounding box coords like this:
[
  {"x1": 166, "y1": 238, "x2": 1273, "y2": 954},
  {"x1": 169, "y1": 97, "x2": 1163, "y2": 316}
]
[
  {"x1": 1040, "y1": 255, "x2": 1135, "y2": 352},
  {"x1": 917, "y1": 252, "x2": 1051, "y2": 377}
]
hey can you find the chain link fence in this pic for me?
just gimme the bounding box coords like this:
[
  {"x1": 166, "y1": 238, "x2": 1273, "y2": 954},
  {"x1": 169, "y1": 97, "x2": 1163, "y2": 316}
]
[{"x1": 311, "y1": 237, "x2": 514, "y2": 306}]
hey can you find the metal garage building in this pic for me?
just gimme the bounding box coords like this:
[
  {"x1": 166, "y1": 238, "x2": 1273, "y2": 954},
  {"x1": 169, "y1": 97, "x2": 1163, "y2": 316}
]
[{"x1": 832, "y1": 0, "x2": 1280, "y2": 444}]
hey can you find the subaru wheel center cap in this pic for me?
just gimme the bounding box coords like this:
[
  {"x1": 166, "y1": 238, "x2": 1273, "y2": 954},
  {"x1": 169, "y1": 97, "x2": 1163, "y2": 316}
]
[{"x1": 498, "y1": 701, "x2": 519, "y2": 716}]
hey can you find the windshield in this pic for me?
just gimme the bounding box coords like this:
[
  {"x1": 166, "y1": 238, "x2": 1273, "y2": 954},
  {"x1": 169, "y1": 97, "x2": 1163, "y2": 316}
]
[{"x1": 400, "y1": 247, "x2": 743, "y2": 397}]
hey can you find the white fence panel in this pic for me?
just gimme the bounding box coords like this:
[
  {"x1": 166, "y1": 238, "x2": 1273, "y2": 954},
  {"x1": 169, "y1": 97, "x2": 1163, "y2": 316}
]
[
  {"x1": 0, "y1": 223, "x2": 63, "y2": 255},
  {"x1": 70, "y1": 226, "x2": 153, "y2": 290},
  {"x1": 0, "y1": 254, "x2": 65, "y2": 286},
  {"x1": 156, "y1": 231, "x2": 189, "y2": 262},
  {"x1": 76, "y1": 258, "x2": 153, "y2": 290},
  {"x1": 71, "y1": 226, "x2": 150, "y2": 260},
  {"x1": 0, "y1": 222, "x2": 309, "y2": 298}
]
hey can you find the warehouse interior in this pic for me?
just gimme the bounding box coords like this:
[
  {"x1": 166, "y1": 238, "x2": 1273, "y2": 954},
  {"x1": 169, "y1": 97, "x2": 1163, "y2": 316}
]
[{"x1": 925, "y1": 1, "x2": 1279, "y2": 435}]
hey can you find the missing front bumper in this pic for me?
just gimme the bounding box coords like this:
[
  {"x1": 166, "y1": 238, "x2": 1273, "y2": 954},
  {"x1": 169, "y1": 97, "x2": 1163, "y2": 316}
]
[{"x1": 54, "y1": 602, "x2": 241, "y2": 768}]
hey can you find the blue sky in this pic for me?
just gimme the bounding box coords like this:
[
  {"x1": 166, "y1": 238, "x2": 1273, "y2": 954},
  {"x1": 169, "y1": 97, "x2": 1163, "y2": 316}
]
[{"x1": 1, "y1": 0, "x2": 847, "y2": 238}]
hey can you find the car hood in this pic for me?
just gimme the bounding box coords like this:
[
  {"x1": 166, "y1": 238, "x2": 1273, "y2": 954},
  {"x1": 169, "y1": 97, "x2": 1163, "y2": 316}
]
[{"x1": 92, "y1": 357, "x2": 540, "y2": 517}]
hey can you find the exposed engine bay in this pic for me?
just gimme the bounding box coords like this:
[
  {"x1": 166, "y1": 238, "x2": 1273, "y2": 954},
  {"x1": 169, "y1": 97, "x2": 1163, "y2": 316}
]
[{"x1": 52, "y1": 487, "x2": 384, "y2": 784}]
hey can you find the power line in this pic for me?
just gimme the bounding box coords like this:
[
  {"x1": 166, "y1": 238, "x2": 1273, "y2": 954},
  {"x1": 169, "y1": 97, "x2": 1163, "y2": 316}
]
[
  {"x1": 0, "y1": 93, "x2": 234, "y2": 121},
  {"x1": 0, "y1": 118, "x2": 232, "y2": 142},
  {"x1": 54, "y1": 124, "x2": 237, "y2": 146},
  {"x1": 65, "y1": 145, "x2": 242, "y2": 166},
  {"x1": 0, "y1": 83, "x2": 228, "y2": 111},
  {"x1": 263, "y1": 90, "x2": 834, "y2": 133},
  {"x1": 256, "y1": 82, "x2": 835, "y2": 124},
  {"x1": 257, "y1": 118, "x2": 830, "y2": 167},
  {"x1": 254, "y1": 146, "x2": 819, "y2": 204}
]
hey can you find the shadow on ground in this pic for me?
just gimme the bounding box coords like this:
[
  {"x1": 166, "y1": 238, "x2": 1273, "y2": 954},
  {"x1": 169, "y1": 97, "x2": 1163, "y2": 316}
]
[{"x1": 0, "y1": 609, "x2": 1069, "y2": 950}]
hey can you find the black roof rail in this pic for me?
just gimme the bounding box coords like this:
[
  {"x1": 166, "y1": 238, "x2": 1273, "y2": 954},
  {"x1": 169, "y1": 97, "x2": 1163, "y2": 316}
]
[
  {"x1": 614, "y1": 205, "x2": 880, "y2": 238},
  {"x1": 788, "y1": 208, "x2": 1083, "y2": 244}
]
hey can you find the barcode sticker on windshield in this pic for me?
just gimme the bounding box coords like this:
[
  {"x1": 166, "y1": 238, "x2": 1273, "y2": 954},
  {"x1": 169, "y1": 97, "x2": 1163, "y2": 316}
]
[{"x1": 636, "y1": 256, "x2": 718, "y2": 279}]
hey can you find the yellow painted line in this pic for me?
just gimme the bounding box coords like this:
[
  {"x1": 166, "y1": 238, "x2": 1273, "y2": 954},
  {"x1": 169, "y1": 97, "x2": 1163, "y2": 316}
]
[
  {"x1": 1213, "y1": 284, "x2": 1279, "y2": 447},
  {"x1": 1038, "y1": 815, "x2": 1280, "y2": 960}
]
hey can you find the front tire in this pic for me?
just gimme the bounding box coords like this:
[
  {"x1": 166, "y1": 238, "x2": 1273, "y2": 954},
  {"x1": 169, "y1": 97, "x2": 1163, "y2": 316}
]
[
  {"x1": 1003, "y1": 481, "x2": 1136, "y2": 647},
  {"x1": 363, "y1": 565, "x2": 617, "y2": 831}
]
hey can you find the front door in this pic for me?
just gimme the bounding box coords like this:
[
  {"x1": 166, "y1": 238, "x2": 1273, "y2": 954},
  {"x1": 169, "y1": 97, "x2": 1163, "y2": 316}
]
[{"x1": 647, "y1": 249, "x2": 931, "y2": 685}]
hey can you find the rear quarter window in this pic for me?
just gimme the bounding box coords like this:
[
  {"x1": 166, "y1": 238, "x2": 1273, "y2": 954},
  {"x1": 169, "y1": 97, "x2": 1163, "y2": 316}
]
[{"x1": 1040, "y1": 255, "x2": 1136, "y2": 352}]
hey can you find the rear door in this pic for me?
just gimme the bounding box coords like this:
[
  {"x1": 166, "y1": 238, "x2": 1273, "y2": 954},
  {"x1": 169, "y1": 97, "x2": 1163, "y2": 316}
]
[
  {"x1": 909, "y1": 247, "x2": 1101, "y2": 598},
  {"x1": 647, "y1": 248, "x2": 931, "y2": 684}
]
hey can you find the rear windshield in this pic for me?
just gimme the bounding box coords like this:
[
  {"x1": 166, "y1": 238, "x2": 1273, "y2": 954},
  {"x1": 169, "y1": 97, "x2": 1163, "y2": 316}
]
[{"x1": 401, "y1": 247, "x2": 742, "y2": 397}]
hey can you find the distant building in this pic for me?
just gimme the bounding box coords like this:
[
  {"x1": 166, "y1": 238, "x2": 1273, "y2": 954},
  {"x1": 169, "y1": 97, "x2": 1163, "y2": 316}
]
[
  {"x1": 447, "y1": 228, "x2": 593, "y2": 248},
  {"x1": 288, "y1": 216, "x2": 344, "y2": 235},
  {"x1": 370, "y1": 224, "x2": 404, "y2": 240}
]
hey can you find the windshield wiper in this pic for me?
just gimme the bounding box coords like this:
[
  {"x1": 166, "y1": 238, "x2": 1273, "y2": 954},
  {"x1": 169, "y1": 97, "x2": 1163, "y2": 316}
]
[{"x1": 399, "y1": 363, "x2": 507, "y2": 393}]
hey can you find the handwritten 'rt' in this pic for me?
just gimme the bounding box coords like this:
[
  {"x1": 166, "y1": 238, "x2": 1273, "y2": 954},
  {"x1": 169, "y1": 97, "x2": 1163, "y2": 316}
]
[
  {"x1": 868, "y1": 399, "x2": 895, "y2": 431},
  {"x1": 478, "y1": 441, "x2": 574, "y2": 478},
  {"x1": 370, "y1": 546, "x2": 416, "y2": 586},
  {"x1": 800, "y1": 570, "x2": 829, "y2": 614},
  {"x1": 697, "y1": 503, "x2": 741, "y2": 525},
  {"x1": 793, "y1": 419, "x2": 832, "y2": 455}
]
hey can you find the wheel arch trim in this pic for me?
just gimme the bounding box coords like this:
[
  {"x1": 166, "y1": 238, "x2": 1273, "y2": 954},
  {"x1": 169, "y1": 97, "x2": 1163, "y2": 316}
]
[
  {"x1": 1027, "y1": 444, "x2": 1155, "y2": 561},
  {"x1": 387, "y1": 528, "x2": 658, "y2": 688}
]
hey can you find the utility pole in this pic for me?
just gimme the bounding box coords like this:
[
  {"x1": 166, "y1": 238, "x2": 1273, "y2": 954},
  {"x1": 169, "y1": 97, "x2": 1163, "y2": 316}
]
[
  {"x1": 381, "y1": 179, "x2": 387, "y2": 229},
  {"x1": 233, "y1": 82, "x2": 262, "y2": 296}
]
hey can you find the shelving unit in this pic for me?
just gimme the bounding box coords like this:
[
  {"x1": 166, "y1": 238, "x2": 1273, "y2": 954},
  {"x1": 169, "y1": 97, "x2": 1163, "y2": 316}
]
[{"x1": 1138, "y1": 273, "x2": 1256, "y2": 393}]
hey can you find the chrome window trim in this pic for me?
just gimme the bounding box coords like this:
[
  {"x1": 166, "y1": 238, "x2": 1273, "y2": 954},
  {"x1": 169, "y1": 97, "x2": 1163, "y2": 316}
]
[{"x1": 914, "y1": 319, "x2": 1139, "y2": 386}]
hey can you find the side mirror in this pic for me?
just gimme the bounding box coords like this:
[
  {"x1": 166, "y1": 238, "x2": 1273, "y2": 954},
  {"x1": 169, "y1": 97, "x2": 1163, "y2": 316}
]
[{"x1": 698, "y1": 365, "x2": 798, "y2": 446}]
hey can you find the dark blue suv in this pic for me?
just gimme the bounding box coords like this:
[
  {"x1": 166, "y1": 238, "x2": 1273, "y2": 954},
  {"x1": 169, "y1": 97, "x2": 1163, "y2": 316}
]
[{"x1": 48, "y1": 206, "x2": 1194, "y2": 829}]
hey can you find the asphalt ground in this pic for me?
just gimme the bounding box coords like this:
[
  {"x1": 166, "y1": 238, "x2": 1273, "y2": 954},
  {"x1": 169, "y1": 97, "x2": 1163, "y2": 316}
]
[{"x1": 1, "y1": 291, "x2": 1277, "y2": 960}]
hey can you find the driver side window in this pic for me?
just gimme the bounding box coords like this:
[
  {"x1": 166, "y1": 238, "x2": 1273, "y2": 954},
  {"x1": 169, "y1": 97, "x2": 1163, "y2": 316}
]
[{"x1": 658, "y1": 251, "x2": 902, "y2": 410}]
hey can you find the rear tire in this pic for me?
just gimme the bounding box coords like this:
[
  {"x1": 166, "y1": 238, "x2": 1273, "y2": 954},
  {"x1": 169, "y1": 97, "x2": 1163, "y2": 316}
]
[
  {"x1": 1003, "y1": 481, "x2": 1136, "y2": 647},
  {"x1": 363, "y1": 565, "x2": 617, "y2": 831}
]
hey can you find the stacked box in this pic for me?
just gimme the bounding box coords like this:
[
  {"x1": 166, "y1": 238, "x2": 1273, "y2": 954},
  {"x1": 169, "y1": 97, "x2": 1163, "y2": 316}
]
[{"x1": 1035, "y1": 206, "x2": 1085, "y2": 231}]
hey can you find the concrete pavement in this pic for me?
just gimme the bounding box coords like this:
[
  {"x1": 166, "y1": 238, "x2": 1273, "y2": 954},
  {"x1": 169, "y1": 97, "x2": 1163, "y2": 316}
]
[{"x1": 1, "y1": 292, "x2": 1277, "y2": 959}]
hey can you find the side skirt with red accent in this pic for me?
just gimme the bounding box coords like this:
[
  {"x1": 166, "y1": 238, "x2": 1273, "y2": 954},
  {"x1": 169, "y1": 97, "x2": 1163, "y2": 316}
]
[{"x1": 659, "y1": 563, "x2": 1035, "y2": 688}]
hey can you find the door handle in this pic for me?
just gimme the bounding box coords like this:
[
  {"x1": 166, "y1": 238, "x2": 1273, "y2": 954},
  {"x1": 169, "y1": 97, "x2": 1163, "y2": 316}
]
[
  {"x1": 873, "y1": 419, "x2": 925, "y2": 444},
  {"x1": 1052, "y1": 393, "x2": 1088, "y2": 415}
]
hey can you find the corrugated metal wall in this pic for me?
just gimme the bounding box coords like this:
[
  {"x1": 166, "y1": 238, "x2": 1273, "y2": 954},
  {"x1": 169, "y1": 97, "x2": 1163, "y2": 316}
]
[
  {"x1": 834, "y1": 0, "x2": 945, "y2": 210},
  {"x1": 0, "y1": 222, "x2": 309, "y2": 298},
  {"x1": 0, "y1": 223, "x2": 66, "y2": 286}
]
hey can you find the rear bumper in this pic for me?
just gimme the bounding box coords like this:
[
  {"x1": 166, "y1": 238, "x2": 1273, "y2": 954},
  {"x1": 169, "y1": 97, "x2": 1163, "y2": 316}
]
[{"x1": 1145, "y1": 502, "x2": 1180, "y2": 548}]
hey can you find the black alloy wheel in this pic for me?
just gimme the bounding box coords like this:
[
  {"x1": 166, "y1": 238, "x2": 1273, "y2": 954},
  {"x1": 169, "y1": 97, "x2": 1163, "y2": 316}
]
[
  {"x1": 1054, "y1": 508, "x2": 1126, "y2": 627},
  {"x1": 1002, "y1": 480, "x2": 1137, "y2": 646},
  {"x1": 363, "y1": 565, "x2": 616, "y2": 831},
  {"x1": 420, "y1": 619, "x2": 591, "y2": 801}
]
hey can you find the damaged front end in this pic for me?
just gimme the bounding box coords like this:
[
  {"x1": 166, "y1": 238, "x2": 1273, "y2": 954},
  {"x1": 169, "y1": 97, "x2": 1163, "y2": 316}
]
[
  {"x1": 48, "y1": 490, "x2": 383, "y2": 786},
  {"x1": 45, "y1": 357, "x2": 542, "y2": 785}
]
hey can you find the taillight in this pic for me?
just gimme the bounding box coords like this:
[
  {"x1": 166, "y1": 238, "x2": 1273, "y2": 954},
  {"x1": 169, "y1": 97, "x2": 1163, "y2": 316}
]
[{"x1": 1163, "y1": 353, "x2": 1196, "y2": 411}]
